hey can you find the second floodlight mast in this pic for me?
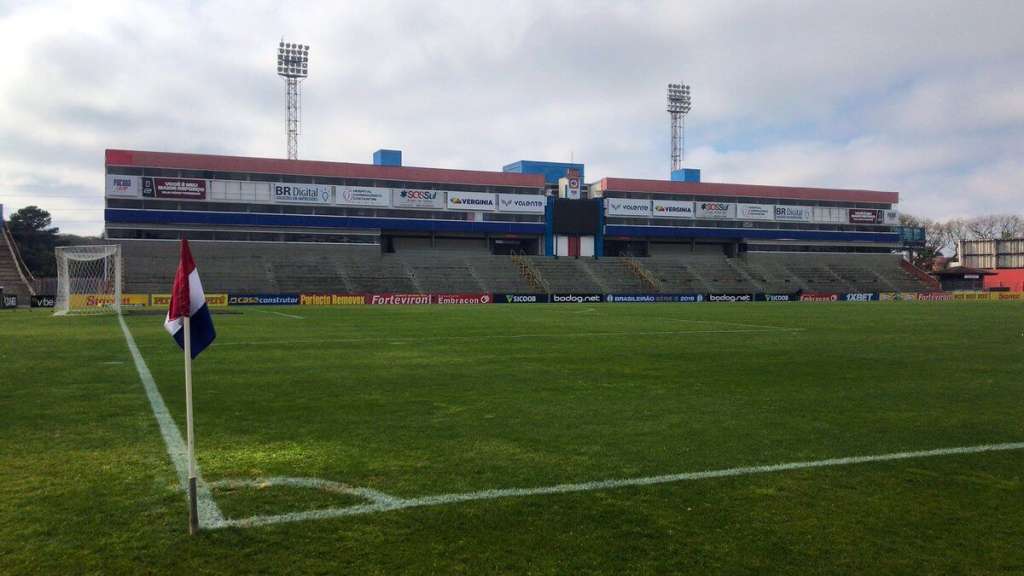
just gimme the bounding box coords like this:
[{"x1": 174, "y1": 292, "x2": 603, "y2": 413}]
[
  {"x1": 667, "y1": 83, "x2": 692, "y2": 173},
  {"x1": 277, "y1": 40, "x2": 310, "y2": 160}
]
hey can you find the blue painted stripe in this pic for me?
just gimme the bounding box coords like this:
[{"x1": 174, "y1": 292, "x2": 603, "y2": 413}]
[
  {"x1": 105, "y1": 209, "x2": 546, "y2": 235},
  {"x1": 605, "y1": 225, "x2": 898, "y2": 243},
  {"x1": 171, "y1": 303, "x2": 216, "y2": 359}
]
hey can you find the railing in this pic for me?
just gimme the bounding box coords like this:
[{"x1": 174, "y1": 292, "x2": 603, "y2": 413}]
[
  {"x1": 899, "y1": 258, "x2": 941, "y2": 289},
  {"x1": 2, "y1": 226, "x2": 36, "y2": 296},
  {"x1": 511, "y1": 251, "x2": 550, "y2": 293},
  {"x1": 623, "y1": 256, "x2": 660, "y2": 292}
]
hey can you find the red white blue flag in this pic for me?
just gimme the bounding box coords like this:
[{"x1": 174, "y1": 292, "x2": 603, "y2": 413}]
[{"x1": 164, "y1": 239, "x2": 216, "y2": 358}]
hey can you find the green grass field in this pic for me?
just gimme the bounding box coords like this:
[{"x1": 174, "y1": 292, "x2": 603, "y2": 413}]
[{"x1": 2, "y1": 301, "x2": 1023, "y2": 574}]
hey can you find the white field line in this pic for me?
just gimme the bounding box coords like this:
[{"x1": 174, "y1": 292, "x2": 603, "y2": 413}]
[
  {"x1": 208, "y1": 477, "x2": 402, "y2": 507},
  {"x1": 248, "y1": 308, "x2": 304, "y2": 320},
  {"x1": 214, "y1": 441, "x2": 1024, "y2": 530},
  {"x1": 663, "y1": 317, "x2": 800, "y2": 331},
  {"x1": 117, "y1": 313, "x2": 226, "y2": 529},
  {"x1": 171, "y1": 327, "x2": 804, "y2": 349}
]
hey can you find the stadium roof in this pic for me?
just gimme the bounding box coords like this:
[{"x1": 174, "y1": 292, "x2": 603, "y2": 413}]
[
  {"x1": 105, "y1": 149, "x2": 546, "y2": 188},
  {"x1": 599, "y1": 177, "x2": 899, "y2": 204}
]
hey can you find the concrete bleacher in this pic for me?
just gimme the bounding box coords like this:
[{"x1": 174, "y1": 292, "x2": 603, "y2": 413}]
[
  {"x1": 117, "y1": 240, "x2": 934, "y2": 296},
  {"x1": 527, "y1": 257, "x2": 606, "y2": 293}
]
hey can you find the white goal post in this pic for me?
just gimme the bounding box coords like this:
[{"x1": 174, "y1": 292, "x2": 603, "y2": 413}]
[{"x1": 54, "y1": 245, "x2": 123, "y2": 316}]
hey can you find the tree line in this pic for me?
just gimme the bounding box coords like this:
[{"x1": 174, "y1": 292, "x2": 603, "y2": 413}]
[
  {"x1": 899, "y1": 213, "x2": 1023, "y2": 264},
  {"x1": 4, "y1": 206, "x2": 98, "y2": 277}
]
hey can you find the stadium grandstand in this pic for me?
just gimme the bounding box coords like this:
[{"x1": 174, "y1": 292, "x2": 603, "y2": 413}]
[{"x1": 100, "y1": 148, "x2": 935, "y2": 298}]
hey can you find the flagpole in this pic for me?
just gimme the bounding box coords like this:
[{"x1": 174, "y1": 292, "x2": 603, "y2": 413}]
[{"x1": 184, "y1": 315, "x2": 199, "y2": 535}]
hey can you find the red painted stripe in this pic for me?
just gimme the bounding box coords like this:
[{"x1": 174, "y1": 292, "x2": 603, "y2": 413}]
[
  {"x1": 600, "y1": 177, "x2": 898, "y2": 205},
  {"x1": 105, "y1": 149, "x2": 545, "y2": 189}
]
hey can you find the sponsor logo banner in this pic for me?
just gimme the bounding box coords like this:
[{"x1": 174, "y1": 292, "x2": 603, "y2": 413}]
[
  {"x1": 994, "y1": 292, "x2": 1024, "y2": 300},
  {"x1": 300, "y1": 294, "x2": 367, "y2": 305},
  {"x1": 392, "y1": 189, "x2": 445, "y2": 209},
  {"x1": 651, "y1": 199, "x2": 695, "y2": 219},
  {"x1": 367, "y1": 293, "x2": 432, "y2": 305},
  {"x1": 497, "y1": 194, "x2": 547, "y2": 214},
  {"x1": 336, "y1": 187, "x2": 391, "y2": 208},
  {"x1": 848, "y1": 208, "x2": 883, "y2": 224},
  {"x1": 605, "y1": 199, "x2": 652, "y2": 217},
  {"x1": 916, "y1": 292, "x2": 954, "y2": 301},
  {"x1": 106, "y1": 175, "x2": 140, "y2": 197},
  {"x1": 953, "y1": 292, "x2": 992, "y2": 301},
  {"x1": 493, "y1": 293, "x2": 550, "y2": 304},
  {"x1": 273, "y1": 183, "x2": 333, "y2": 204},
  {"x1": 69, "y1": 294, "x2": 150, "y2": 307},
  {"x1": 1, "y1": 294, "x2": 17, "y2": 308},
  {"x1": 434, "y1": 293, "x2": 492, "y2": 304},
  {"x1": 706, "y1": 293, "x2": 754, "y2": 302},
  {"x1": 605, "y1": 293, "x2": 705, "y2": 303},
  {"x1": 446, "y1": 191, "x2": 496, "y2": 212},
  {"x1": 696, "y1": 202, "x2": 736, "y2": 219},
  {"x1": 153, "y1": 293, "x2": 227, "y2": 307},
  {"x1": 756, "y1": 293, "x2": 798, "y2": 302},
  {"x1": 774, "y1": 205, "x2": 814, "y2": 222},
  {"x1": 550, "y1": 293, "x2": 605, "y2": 303},
  {"x1": 800, "y1": 292, "x2": 841, "y2": 302},
  {"x1": 31, "y1": 294, "x2": 56, "y2": 308},
  {"x1": 737, "y1": 203, "x2": 775, "y2": 221},
  {"x1": 842, "y1": 292, "x2": 879, "y2": 302},
  {"x1": 142, "y1": 177, "x2": 207, "y2": 200},
  {"x1": 228, "y1": 294, "x2": 300, "y2": 306}
]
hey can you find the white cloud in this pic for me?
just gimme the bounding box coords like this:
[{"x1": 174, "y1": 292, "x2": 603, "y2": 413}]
[{"x1": 1, "y1": 0, "x2": 1022, "y2": 234}]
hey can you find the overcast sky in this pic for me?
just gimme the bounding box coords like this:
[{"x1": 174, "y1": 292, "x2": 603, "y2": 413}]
[{"x1": 1, "y1": 0, "x2": 1022, "y2": 235}]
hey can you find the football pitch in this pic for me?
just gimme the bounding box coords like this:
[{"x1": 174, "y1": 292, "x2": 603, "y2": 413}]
[{"x1": 2, "y1": 301, "x2": 1023, "y2": 574}]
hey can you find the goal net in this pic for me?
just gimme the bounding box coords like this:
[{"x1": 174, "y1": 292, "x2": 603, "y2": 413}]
[{"x1": 54, "y1": 245, "x2": 123, "y2": 316}]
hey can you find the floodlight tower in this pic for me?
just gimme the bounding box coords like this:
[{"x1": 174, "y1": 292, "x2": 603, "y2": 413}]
[
  {"x1": 277, "y1": 40, "x2": 310, "y2": 160},
  {"x1": 667, "y1": 83, "x2": 692, "y2": 172}
]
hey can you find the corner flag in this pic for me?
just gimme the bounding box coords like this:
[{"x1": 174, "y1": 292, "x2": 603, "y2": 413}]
[
  {"x1": 164, "y1": 239, "x2": 216, "y2": 358},
  {"x1": 163, "y1": 238, "x2": 214, "y2": 535}
]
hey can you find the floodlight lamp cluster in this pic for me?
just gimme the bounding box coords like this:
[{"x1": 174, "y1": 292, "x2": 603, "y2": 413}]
[
  {"x1": 277, "y1": 41, "x2": 310, "y2": 78},
  {"x1": 666, "y1": 83, "x2": 692, "y2": 114}
]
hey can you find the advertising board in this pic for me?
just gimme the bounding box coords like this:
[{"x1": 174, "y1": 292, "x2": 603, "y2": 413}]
[
  {"x1": 153, "y1": 293, "x2": 227, "y2": 307},
  {"x1": 774, "y1": 205, "x2": 814, "y2": 222},
  {"x1": 142, "y1": 177, "x2": 207, "y2": 200},
  {"x1": 814, "y1": 206, "x2": 847, "y2": 224},
  {"x1": 106, "y1": 175, "x2": 140, "y2": 197},
  {"x1": 493, "y1": 293, "x2": 550, "y2": 304},
  {"x1": 228, "y1": 294, "x2": 300, "y2": 305},
  {"x1": 605, "y1": 199, "x2": 651, "y2": 217},
  {"x1": 1, "y1": 294, "x2": 16, "y2": 308},
  {"x1": 737, "y1": 203, "x2": 775, "y2": 221},
  {"x1": 842, "y1": 292, "x2": 879, "y2": 301},
  {"x1": 605, "y1": 294, "x2": 704, "y2": 303},
  {"x1": 392, "y1": 189, "x2": 445, "y2": 209},
  {"x1": 848, "y1": 209, "x2": 883, "y2": 224},
  {"x1": 434, "y1": 293, "x2": 492, "y2": 304},
  {"x1": 446, "y1": 191, "x2": 497, "y2": 212},
  {"x1": 566, "y1": 168, "x2": 581, "y2": 200},
  {"x1": 69, "y1": 294, "x2": 150, "y2": 308},
  {"x1": 272, "y1": 183, "x2": 333, "y2": 204},
  {"x1": 705, "y1": 293, "x2": 754, "y2": 302},
  {"x1": 756, "y1": 293, "x2": 798, "y2": 302},
  {"x1": 30, "y1": 294, "x2": 56, "y2": 308},
  {"x1": 651, "y1": 199, "x2": 695, "y2": 219},
  {"x1": 336, "y1": 187, "x2": 390, "y2": 208},
  {"x1": 696, "y1": 202, "x2": 736, "y2": 219},
  {"x1": 497, "y1": 194, "x2": 547, "y2": 214},
  {"x1": 915, "y1": 292, "x2": 954, "y2": 301},
  {"x1": 550, "y1": 293, "x2": 604, "y2": 303},
  {"x1": 367, "y1": 293, "x2": 432, "y2": 305},
  {"x1": 883, "y1": 210, "x2": 900, "y2": 225},
  {"x1": 800, "y1": 292, "x2": 841, "y2": 302},
  {"x1": 299, "y1": 294, "x2": 367, "y2": 305}
]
